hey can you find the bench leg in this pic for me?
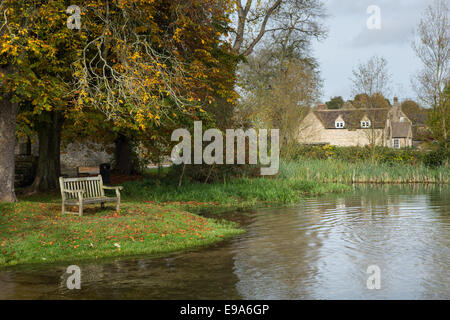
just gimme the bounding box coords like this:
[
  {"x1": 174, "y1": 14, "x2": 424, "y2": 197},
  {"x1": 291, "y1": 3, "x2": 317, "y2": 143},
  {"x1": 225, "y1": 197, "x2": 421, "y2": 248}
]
[
  {"x1": 116, "y1": 198, "x2": 120, "y2": 213},
  {"x1": 101, "y1": 202, "x2": 105, "y2": 209},
  {"x1": 61, "y1": 202, "x2": 66, "y2": 215},
  {"x1": 79, "y1": 202, "x2": 84, "y2": 217}
]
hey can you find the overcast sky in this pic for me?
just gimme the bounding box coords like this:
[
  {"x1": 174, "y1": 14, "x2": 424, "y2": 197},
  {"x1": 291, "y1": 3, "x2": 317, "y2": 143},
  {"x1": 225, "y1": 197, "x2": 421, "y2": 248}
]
[{"x1": 312, "y1": 0, "x2": 435, "y2": 103}]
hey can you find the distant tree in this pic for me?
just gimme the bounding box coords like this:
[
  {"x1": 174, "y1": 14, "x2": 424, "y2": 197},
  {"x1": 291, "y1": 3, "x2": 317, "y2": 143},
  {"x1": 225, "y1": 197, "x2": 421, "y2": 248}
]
[
  {"x1": 325, "y1": 96, "x2": 344, "y2": 109},
  {"x1": 401, "y1": 99, "x2": 431, "y2": 142},
  {"x1": 401, "y1": 100, "x2": 426, "y2": 124},
  {"x1": 351, "y1": 94, "x2": 369, "y2": 109},
  {"x1": 351, "y1": 56, "x2": 392, "y2": 162},
  {"x1": 351, "y1": 56, "x2": 392, "y2": 101},
  {"x1": 371, "y1": 93, "x2": 391, "y2": 109},
  {"x1": 412, "y1": 0, "x2": 449, "y2": 143},
  {"x1": 352, "y1": 93, "x2": 390, "y2": 109},
  {"x1": 239, "y1": 49, "x2": 321, "y2": 157}
]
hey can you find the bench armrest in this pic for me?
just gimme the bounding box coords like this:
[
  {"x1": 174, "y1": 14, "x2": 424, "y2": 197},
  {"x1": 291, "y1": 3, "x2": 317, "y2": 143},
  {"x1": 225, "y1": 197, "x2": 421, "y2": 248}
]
[
  {"x1": 102, "y1": 186, "x2": 123, "y2": 197},
  {"x1": 102, "y1": 186, "x2": 123, "y2": 191},
  {"x1": 61, "y1": 189, "x2": 84, "y2": 202}
]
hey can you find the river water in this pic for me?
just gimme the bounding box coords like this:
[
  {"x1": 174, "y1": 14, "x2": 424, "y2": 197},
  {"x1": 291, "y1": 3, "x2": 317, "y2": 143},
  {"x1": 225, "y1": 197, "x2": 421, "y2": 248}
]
[{"x1": 0, "y1": 184, "x2": 448, "y2": 299}]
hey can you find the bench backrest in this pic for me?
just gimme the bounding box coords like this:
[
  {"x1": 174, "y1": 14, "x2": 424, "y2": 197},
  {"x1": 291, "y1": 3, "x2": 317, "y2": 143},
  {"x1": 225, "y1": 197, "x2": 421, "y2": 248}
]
[{"x1": 59, "y1": 175, "x2": 105, "y2": 199}]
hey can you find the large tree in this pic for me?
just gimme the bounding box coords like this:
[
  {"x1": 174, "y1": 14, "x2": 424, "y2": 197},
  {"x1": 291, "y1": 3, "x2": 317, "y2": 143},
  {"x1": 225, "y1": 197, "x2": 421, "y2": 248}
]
[
  {"x1": 0, "y1": 0, "x2": 83, "y2": 199},
  {"x1": 0, "y1": 0, "x2": 238, "y2": 201},
  {"x1": 412, "y1": 0, "x2": 449, "y2": 143},
  {"x1": 73, "y1": 0, "x2": 237, "y2": 170},
  {"x1": 0, "y1": 65, "x2": 18, "y2": 201},
  {"x1": 231, "y1": 0, "x2": 326, "y2": 56},
  {"x1": 236, "y1": 0, "x2": 326, "y2": 156}
]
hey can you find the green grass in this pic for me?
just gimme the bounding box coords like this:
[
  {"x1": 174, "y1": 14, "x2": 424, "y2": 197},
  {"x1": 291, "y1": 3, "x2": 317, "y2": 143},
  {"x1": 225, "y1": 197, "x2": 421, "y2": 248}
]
[
  {"x1": 4, "y1": 157, "x2": 441, "y2": 268},
  {"x1": 0, "y1": 200, "x2": 243, "y2": 267},
  {"x1": 0, "y1": 163, "x2": 353, "y2": 268},
  {"x1": 279, "y1": 158, "x2": 449, "y2": 184},
  {"x1": 121, "y1": 177, "x2": 351, "y2": 213}
]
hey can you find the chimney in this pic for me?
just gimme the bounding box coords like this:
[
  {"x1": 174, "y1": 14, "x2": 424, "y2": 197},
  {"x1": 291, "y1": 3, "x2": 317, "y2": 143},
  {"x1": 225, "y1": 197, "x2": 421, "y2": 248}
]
[
  {"x1": 316, "y1": 104, "x2": 326, "y2": 110},
  {"x1": 393, "y1": 97, "x2": 399, "y2": 107}
]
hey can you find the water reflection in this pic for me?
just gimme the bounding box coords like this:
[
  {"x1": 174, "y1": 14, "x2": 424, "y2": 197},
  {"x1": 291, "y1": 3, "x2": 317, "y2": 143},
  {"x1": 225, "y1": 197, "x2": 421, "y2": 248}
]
[{"x1": 0, "y1": 185, "x2": 448, "y2": 299}]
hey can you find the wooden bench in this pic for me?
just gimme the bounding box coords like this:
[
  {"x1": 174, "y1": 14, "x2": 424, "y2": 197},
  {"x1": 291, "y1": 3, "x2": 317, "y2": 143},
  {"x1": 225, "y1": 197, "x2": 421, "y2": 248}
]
[
  {"x1": 59, "y1": 175, "x2": 123, "y2": 216},
  {"x1": 77, "y1": 166, "x2": 100, "y2": 177}
]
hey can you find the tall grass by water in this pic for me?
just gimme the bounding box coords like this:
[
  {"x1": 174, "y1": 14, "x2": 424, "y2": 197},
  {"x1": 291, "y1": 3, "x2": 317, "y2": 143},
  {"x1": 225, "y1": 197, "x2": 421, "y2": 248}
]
[
  {"x1": 122, "y1": 177, "x2": 350, "y2": 211},
  {"x1": 279, "y1": 158, "x2": 449, "y2": 184}
]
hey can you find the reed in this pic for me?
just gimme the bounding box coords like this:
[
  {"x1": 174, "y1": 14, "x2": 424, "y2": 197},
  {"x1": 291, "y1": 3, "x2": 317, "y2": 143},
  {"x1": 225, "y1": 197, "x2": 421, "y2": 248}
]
[
  {"x1": 279, "y1": 158, "x2": 449, "y2": 184},
  {"x1": 122, "y1": 176, "x2": 351, "y2": 211}
]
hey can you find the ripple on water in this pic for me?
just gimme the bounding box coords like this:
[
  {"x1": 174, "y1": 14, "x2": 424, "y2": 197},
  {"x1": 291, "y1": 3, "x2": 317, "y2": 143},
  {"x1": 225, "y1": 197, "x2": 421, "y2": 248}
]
[{"x1": 0, "y1": 185, "x2": 448, "y2": 299}]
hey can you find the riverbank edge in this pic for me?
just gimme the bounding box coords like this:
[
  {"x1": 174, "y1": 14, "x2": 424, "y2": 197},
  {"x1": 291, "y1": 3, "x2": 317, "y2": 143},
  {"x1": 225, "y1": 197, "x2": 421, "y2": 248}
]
[
  {"x1": 0, "y1": 201, "x2": 244, "y2": 268},
  {"x1": 0, "y1": 179, "x2": 351, "y2": 268}
]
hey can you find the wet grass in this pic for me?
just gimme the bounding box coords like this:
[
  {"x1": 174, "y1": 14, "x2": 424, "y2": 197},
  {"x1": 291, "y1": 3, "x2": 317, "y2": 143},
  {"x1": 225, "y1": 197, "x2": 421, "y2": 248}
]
[{"x1": 0, "y1": 200, "x2": 243, "y2": 267}]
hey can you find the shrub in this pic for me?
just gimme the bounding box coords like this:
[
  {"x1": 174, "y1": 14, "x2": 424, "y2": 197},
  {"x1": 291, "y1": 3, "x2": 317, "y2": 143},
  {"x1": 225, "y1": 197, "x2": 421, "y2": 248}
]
[
  {"x1": 167, "y1": 163, "x2": 260, "y2": 185},
  {"x1": 292, "y1": 144, "x2": 428, "y2": 166},
  {"x1": 423, "y1": 142, "x2": 449, "y2": 168}
]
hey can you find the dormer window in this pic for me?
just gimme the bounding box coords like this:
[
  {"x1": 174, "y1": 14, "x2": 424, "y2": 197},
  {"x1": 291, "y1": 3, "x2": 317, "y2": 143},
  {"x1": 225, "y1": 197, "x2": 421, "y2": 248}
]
[
  {"x1": 361, "y1": 120, "x2": 371, "y2": 128},
  {"x1": 335, "y1": 121, "x2": 345, "y2": 128},
  {"x1": 335, "y1": 115, "x2": 345, "y2": 128}
]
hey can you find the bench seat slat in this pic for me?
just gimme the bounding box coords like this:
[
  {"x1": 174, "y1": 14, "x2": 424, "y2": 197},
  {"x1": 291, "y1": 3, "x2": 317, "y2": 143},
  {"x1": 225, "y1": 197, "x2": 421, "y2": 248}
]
[{"x1": 65, "y1": 197, "x2": 118, "y2": 205}]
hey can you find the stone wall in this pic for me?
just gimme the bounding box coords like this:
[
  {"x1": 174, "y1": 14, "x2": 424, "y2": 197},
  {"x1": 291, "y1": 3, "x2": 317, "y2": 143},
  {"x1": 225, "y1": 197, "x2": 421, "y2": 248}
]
[
  {"x1": 315, "y1": 128, "x2": 384, "y2": 146},
  {"x1": 60, "y1": 141, "x2": 114, "y2": 177},
  {"x1": 14, "y1": 138, "x2": 114, "y2": 179},
  {"x1": 14, "y1": 155, "x2": 37, "y2": 187}
]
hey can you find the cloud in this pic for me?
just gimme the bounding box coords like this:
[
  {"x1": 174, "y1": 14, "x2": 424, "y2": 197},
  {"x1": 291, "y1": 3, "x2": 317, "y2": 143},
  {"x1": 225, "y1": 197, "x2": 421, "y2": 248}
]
[
  {"x1": 351, "y1": 19, "x2": 415, "y2": 47},
  {"x1": 347, "y1": 0, "x2": 436, "y2": 47},
  {"x1": 314, "y1": 0, "x2": 434, "y2": 101},
  {"x1": 326, "y1": 0, "x2": 432, "y2": 16}
]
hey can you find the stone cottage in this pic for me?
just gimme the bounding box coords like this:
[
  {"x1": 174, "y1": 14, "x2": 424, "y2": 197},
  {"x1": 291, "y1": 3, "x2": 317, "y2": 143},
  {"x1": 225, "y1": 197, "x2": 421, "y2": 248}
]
[{"x1": 298, "y1": 97, "x2": 413, "y2": 148}]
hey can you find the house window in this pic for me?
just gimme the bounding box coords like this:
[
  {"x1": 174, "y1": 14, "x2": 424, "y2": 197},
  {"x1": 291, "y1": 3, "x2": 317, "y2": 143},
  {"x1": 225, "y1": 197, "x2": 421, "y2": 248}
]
[
  {"x1": 335, "y1": 121, "x2": 345, "y2": 128},
  {"x1": 392, "y1": 139, "x2": 400, "y2": 149},
  {"x1": 361, "y1": 121, "x2": 371, "y2": 128}
]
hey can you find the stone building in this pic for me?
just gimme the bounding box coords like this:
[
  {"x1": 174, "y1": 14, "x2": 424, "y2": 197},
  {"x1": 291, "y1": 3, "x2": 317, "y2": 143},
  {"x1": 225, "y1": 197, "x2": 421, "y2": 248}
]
[{"x1": 298, "y1": 97, "x2": 413, "y2": 148}]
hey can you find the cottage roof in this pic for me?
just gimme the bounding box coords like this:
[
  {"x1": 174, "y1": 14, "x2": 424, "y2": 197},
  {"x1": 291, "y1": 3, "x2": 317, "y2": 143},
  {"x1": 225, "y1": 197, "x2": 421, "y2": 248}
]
[
  {"x1": 312, "y1": 109, "x2": 389, "y2": 129},
  {"x1": 391, "y1": 122, "x2": 411, "y2": 138}
]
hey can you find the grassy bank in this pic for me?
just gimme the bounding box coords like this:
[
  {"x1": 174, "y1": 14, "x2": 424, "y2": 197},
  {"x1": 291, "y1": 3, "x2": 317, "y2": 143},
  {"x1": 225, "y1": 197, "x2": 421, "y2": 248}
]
[
  {"x1": 279, "y1": 159, "x2": 449, "y2": 184},
  {"x1": 3, "y1": 156, "x2": 445, "y2": 267},
  {"x1": 0, "y1": 200, "x2": 243, "y2": 267},
  {"x1": 0, "y1": 173, "x2": 350, "y2": 267},
  {"x1": 122, "y1": 177, "x2": 351, "y2": 213}
]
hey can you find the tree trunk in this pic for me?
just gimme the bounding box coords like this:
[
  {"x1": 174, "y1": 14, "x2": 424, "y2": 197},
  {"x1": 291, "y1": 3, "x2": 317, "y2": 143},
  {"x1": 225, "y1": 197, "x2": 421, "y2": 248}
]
[
  {"x1": 114, "y1": 133, "x2": 135, "y2": 175},
  {"x1": 0, "y1": 93, "x2": 19, "y2": 202},
  {"x1": 28, "y1": 111, "x2": 63, "y2": 192}
]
